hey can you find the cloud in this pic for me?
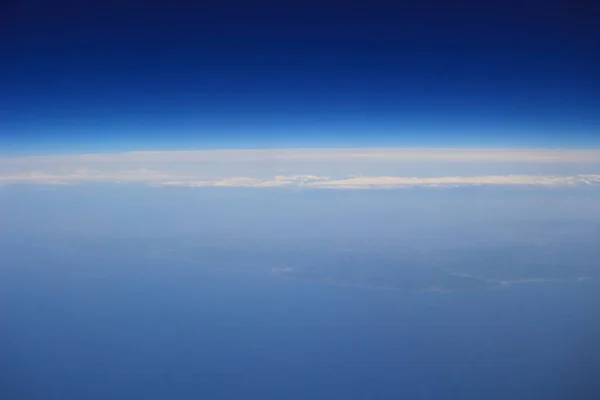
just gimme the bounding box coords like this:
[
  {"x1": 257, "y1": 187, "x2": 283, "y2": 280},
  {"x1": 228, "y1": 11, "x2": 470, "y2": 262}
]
[
  {"x1": 303, "y1": 174, "x2": 600, "y2": 189},
  {"x1": 0, "y1": 168, "x2": 183, "y2": 186},
  {"x1": 153, "y1": 174, "x2": 600, "y2": 189},
  {"x1": 1, "y1": 148, "x2": 599, "y2": 189},
  {"x1": 3, "y1": 148, "x2": 600, "y2": 165},
  {"x1": 157, "y1": 175, "x2": 329, "y2": 188},
  {"x1": 1, "y1": 169, "x2": 600, "y2": 189}
]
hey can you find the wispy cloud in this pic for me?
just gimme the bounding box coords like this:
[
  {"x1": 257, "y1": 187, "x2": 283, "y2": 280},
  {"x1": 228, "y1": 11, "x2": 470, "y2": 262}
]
[
  {"x1": 303, "y1": 174, "x2": 600, "y2": 189},
  {"x1": 1, "y1": 148, "x2": 599, "y2": 189},
  {"x1": 154, "y1": 174, "x2": 600, "y2": 189},
  {"x1": 0, "y1": 169, "x2": 178, "y2": 185},
  {"x1": 3, "y1": 148, "x2": 600, "y2": 164},
  {"x1": 4, "y1": 170, "x2": 598, "y2": 189}
]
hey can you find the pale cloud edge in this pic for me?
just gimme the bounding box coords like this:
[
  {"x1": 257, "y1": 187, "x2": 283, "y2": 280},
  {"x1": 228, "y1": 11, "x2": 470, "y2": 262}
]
[
  {"x1": 3, "y1": 147, "x2": 600, "y2": 164},
  {"x1": 156, "y1": 174, "x2": 600, "y2": 189},
  {"x1": 1, "y1": 148, "x2": 600, "y2": 189},
  {"x1": 2, "y1": 170, "x2": 600, "y2": 189}
]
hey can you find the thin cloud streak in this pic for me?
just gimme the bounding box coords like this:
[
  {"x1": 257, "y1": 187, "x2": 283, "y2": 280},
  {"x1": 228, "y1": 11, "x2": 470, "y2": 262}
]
[
  {"x1": 157, "y1": 174, "x2": 600, "y2": 189},
  {"x1": 3, "y1": 170, "x2": 600, "y2": 189},
  {"x1": 2, "y1": 148, "x2": 600, "y2": 165},
  {"x1": 1, "y1": 148, "x2": 599, "y2": 188}
]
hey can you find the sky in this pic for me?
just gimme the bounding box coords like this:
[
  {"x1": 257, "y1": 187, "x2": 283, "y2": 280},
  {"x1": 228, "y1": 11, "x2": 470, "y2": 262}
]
[{"x1": 2, "y1": 0, "x2": 600, "y2": 153}]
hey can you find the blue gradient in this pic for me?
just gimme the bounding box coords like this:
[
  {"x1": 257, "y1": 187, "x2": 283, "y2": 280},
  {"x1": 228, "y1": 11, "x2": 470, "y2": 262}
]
[
  {"x1": 2, "y1": 1, "x2": 600, "y2": 153},
  {"x1": 2, "y1": 186, "x2": 600, "y2": 399}
]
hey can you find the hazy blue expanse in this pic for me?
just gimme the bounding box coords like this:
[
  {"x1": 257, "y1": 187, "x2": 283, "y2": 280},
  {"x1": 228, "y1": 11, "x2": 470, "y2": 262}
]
[
  {"x1": 2, "y1": 185, "x2": 599, "y2": 399},
  {"x1": 3, "y1": 2, "x2": 600, "y2": 398}
]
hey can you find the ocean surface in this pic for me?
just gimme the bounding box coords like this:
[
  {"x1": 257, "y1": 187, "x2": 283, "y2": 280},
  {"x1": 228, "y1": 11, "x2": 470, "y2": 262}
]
[{"x1": 2, "y1": 245, "x2": 599, "y2": 400}]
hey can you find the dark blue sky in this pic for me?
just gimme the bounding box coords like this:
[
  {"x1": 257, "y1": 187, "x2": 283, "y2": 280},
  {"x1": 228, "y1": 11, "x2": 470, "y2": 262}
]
[{"x1": 2, "y1": 0, "x2": 599, "y2": 153}]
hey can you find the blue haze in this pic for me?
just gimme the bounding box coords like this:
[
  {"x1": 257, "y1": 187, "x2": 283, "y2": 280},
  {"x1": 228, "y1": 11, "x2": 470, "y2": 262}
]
[{"x1": 1, "y1": 185, "x2": 599, "y2": 399}]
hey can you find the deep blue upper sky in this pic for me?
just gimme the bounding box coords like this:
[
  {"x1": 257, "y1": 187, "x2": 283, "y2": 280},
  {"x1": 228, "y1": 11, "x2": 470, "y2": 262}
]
[{"x1": 2, "y1": 0, "x2": 599, "y2": 153}]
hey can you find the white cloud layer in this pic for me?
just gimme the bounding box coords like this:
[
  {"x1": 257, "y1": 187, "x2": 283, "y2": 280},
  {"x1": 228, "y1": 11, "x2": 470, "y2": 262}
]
[
  {"x1": 1, "y1": 148, "x2": 599, "y2": 189},
  {"x1": 3, "y1": 148, "x2": 600, "y2": 165},
  {"x1": 153, "y1": 174, "x2": 600, "y2": 189}
]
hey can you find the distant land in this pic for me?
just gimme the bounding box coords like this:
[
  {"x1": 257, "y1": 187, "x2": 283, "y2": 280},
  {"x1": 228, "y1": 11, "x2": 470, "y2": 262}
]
[{"x1": 272, "y1": 267, "x2": 592, "y2": 293}]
